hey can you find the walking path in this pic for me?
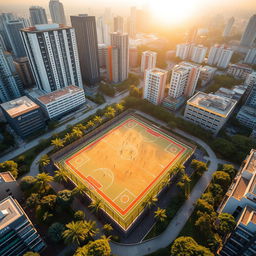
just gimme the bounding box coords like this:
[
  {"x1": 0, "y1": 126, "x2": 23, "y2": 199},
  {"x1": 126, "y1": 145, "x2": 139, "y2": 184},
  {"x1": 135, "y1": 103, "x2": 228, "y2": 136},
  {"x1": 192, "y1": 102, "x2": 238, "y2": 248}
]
[{"x1": 27, "y1": 111, "x2": 220, "y2": 256}]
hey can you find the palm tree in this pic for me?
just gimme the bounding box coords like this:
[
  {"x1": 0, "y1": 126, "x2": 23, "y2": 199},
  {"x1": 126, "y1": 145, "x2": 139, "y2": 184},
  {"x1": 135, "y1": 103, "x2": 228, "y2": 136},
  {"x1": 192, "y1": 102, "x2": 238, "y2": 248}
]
[
  {"x1": 103, "y1": 224, "x2": 113, "y2": 235},
  {"x1": 72, "y1": 184, "x2": 90, "y2": 197},
  {"x1": 42, "y1": 211, "x2": 54, "y2": 222},
  {"x1": 104, "y1": 106, "x2": 116, "y2": 119},
  {"x1": 154, "y1": 207, "x2": 167, "y2": 222},
  {"x1": 51, "y1": 138, "x2": 64, "y2": 150},
  {"x1": 183, "y1": 174, "x2": 191, "y2": 198},
  {"x1": 115, "y1": 103, "x2": 124, "y2": 113},
  {"x1": 64, "y1": 133, "x2": 73, "y2": 144},
  {"x1": 35, "y1": 172, "x2": 53, "y2": 193},
  {"x1": 83, "y1": 220, "x2": 98, "y2": 239},
  {"x1": 93, "y1": 116, "x2": 103, "y2": 125},
  {"x1": 72, "y1": 127, "x2": 83, "y2": 139},
  {"x1": 38, "y1": 154, "x2": 50, "y2": 168},
  {"x1": 89, "y1": 199, "x2": 102, "y2": 214},
  {"x1": 86, "y1": 120, "x2": 95, "y2": 130},
  {"x1": 54, "y1": 168, "x2": 68, "y2": 183},
  {"x1": 62, "y1": 221, "x2": 86, "y2": 246},
  {"x1": 143, "y1": 195, "x2": 158, "y2": 211},
  {"x1": 75, "y1": 123, "x2": 86, "y2": 131}
]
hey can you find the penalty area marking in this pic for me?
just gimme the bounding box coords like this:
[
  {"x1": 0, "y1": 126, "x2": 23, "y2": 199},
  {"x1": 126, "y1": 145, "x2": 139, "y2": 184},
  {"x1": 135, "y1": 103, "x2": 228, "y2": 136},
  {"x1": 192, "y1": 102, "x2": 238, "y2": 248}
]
[
  {"x1": 165, "y1": 144, "x2": 180, "y2": 154},
  {"x1": 92, "y1": 168, "x2": 114, "y2": 190}
]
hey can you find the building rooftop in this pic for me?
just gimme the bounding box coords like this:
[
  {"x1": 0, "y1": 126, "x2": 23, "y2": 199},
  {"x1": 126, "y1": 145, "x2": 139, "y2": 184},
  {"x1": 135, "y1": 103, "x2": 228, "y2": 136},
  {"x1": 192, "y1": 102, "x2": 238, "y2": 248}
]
[
  {"x1": 229, "y1": 63, "x2": 253, "y2": 69},
  {"x1": 0, "y1": 197, "x2": 23, "y2": 230},
  {"x1": 36, "y1": 85, "x2": 84, "y2": 104},
  {"x1": 231, "y1": 176, "x2": 250, "y2": 200},
  {"x1": 179, "y1": 61, "x2": 201, "y2": 68},
  {"x1": 0, "y1": 172, "x2": 16, "y2": 183},
  {"x1": 243, "y1": 149, "x2": 256, "y2": 174},
  {"x1": 149, "y1": 68, "x2": 168, "y2": 76},
  {"x1": 143, "y1": 50, "x2": 157, "y2": 55},
  {"x1": 187, "y1": 92, "x2": 237, "y2": 117},
  {"x1": 0, "y1": 96, "x2": 40, "y2": 118},
  {"x1": 200, "y1": 66, "x2": 217, "y2": 72},
  {"x1": 21, "y1": 24, "x2": 71, "y2": 33},
  {"x1": 240, "y1": 206, "x2": 256, "y2": 226}
]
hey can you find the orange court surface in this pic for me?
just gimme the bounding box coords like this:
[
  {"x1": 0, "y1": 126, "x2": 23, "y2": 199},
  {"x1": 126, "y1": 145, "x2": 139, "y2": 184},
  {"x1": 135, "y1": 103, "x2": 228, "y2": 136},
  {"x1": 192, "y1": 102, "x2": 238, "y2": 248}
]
[{"x1": 60, "y1": 116, "x2": 193, "y2": 230}]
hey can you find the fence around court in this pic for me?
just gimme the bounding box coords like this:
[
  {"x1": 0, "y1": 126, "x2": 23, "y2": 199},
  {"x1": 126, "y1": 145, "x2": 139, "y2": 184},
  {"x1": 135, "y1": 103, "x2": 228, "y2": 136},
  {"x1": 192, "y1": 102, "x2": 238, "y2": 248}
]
[{"x1": 52, "y1": 109, "x2": 196, "y2": 231}]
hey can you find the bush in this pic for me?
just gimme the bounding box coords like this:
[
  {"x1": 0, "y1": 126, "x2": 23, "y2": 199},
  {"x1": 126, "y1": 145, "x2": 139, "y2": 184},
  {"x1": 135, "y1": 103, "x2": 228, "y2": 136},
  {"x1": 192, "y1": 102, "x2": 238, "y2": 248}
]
[
  {"x1": 48, "y1": 222, "x2": 65, "y2": 243},
  {"x1": 99, "y1": 83, "x2": 115, "y2": 97}
]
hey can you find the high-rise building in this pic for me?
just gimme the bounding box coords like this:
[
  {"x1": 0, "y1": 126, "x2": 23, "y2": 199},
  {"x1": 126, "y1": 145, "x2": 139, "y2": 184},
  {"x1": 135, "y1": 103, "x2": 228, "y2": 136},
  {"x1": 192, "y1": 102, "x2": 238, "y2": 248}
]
[
  {"x1": 128, "y1": 6, "x2": 136, "y2": 38},
  {"x1": 114, "y1": 16, "x2": 124, "y2": 33},
  {"x1": 71, "y1": 14, "x2": 100, "y2": 87},
  {"x1": 29, "y1": 6, "x2": 48, "y2": 25},
  {"x1": 199, "y1": 66, "x2": 217, "y2": 86},
  {"x1": 227, "y1": 63, "x2": 253, "y2": 79},
  {"x1": 111, "y1": 32, "x2": 129, "y2": 82},
  {"x1": 169, "y1": 62, "x2": 201, "y2": 99},
  {"x1": 176, "y1": 43, "x2": 193, "y2": 60},
  {"x1": 14, "y1": 57, "x2": 35, "y2": 89},
  {"x1": 207, "y1": 44, "x2": 233, "y2": 68},
  {"x1": 21, "y1": 24, "x2": 83, "y2": 93},
  {"x1": 0, "y1": 48, "x2": 22, "y2": 103},
  {"x1": 105, "y1": 45, "x2": 119, "y2": 83},
  {"x1": 143, "y1": 68, "x2": 168, "y2": 105},
  {"x1": 0, "y1": 196, "x2": 45, "y2": 256},
  {"x1": 141, "y1": 51, "x2": 157, "y2": 72},
  {"x1": 240, "y1": 14, "x2": 256, "y2": 47},
  {"x1": 5, "y1": 19, "x2": 26, "y2": 58},
  {"x1": 129, "y1": 46, "x2": 138, "y2": 68},
  {"x1": 97, "y1": 16, "x2": 110, "y2": 45},
  {"x1": 244, "y1": 48, "x2": 256, "y2": 64},
  {"x1": 0, "y1": 13, "x2": 15, "y2": 51},
  {"x1": 49, "y1": 0, "x2": 66, "y2": 25},
  {"x1": 222, "y1": 17, "x2": 235, "y2": 37},
  {"x1": 191, "y1": 45, "x2": 207, "y2": 64}
]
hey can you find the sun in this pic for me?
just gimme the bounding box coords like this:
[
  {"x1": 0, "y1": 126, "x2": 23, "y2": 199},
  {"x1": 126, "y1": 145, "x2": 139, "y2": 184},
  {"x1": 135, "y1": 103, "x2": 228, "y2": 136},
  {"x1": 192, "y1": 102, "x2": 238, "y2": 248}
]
[{"x1": 149, "y1": 0, "x2": 200, "y2": 25}]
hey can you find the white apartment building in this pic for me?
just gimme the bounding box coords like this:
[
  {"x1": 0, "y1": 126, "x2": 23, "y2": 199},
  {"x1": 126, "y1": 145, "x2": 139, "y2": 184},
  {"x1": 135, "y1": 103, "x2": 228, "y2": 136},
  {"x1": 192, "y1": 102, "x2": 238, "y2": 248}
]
[
  {"x1": 169, "y1": 62, "x2": 201, "y2": 99},
  {"x1": 199, "y1": 66, "x2": 217, "y2": 86},
  {"x1": 143, "y1": 68, "x2": 168, "y2": 105},
  {"x1": 245, "y1": 72, "x2": 256, "y2": 87},
  {"x1": 237, "y1": 106, "x2": 256, "y2": 130},
  {"x1": 207, "y1": 44, "x2": 233, "y2": 68},
  {"x1": 227, "y1": 64, "x2": 253, "y2": 79},
  {"x1": 20, "y1": 24, "x2": 83, "y2": 93},
  {"x1": 141, "y1": 51, "x2": 157, "y2": 72},
  {"x1": 184, "y1": 92, "x2": 237, "y2": 134},
  {"x1": 29, "y1": 85, "x2": 86, "y2": 119},
  {"x1": 191, "y1": 45, "x2": 207, "y2": 64},
  {"x1": 244, "y1": 48, "x2": 256, "y2": 65},
  {"x1": 176, "y1": 43, "x2": 194, "y2": 60}
]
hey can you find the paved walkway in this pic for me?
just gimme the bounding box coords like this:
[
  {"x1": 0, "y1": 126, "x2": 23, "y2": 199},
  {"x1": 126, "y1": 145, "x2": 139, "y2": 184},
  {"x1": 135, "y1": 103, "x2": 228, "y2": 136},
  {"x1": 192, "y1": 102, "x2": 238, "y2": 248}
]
[{"x1": 27, "y1": 111, "x2": 219, "y2": 256}]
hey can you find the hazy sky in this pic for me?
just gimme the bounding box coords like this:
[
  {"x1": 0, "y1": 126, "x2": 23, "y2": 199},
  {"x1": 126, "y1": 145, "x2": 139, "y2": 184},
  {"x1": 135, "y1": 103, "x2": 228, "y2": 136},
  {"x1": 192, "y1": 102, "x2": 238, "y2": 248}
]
[{"x1": 0, "y1": 0, "x2": 255, "y2": 20}]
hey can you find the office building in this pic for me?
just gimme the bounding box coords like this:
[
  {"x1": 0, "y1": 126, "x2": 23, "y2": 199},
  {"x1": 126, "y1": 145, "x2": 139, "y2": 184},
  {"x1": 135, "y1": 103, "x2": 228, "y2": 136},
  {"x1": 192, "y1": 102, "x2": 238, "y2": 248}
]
[
  {"x1": 244, "y1": 48, "x2": 256, "y2": 64},
  {"x1": 191, "y1": 45, "x2": 207, "y2": 64},
  {"x1": 143, "y1": 68, "x2": 168, "y2": 105},
  {"x1": 114, "y1": 16, "x2": 124, "y2": 33},
  {"x1": 111, "y1": 32, "x2": 129, "y2": 82},
  {"x1": 222, "y1": 17, "x2": 235, "y2": 37},
  {"x1": 5, "y1": 19, "x2": 26, "y2": 58},
  {"x1": 29, "y1": 6, "x2": 48, "y2": 25},
  {"x1": 184, "y1": 92, "x2": 237, "y2": 134},
  {"x1": 105, "y1": 46, "x2": 119, "y2": 83},
  {"x1": 245, "y1": 80, "x2": 256, "y2": 108},
  {"x1": 129, "y1": 46, "x2": 138, "y2": 68},
  {"x1": 227, "y1": 64, "x2": 253, "y2": 79},
  {"x1": 141, "y1": 51, "x2": 157, "y2": 72},
  {"x1": 0, "y1": 96, "x2": 45, "y2": 138},
  {"x1": 98, "y1": 44, "x2": 107, "y2": 68},
  {"x1": 218, "y1": 149, "x2": 256, "y2": 256},
  {"x1": 240, "y1": 14, "x2": 256, "y2": 47},
  {"x1": 207, "y1": 44, "x2": 233, "y2": 68},
  {"x1": 28, "y1": 85, "x2": 86, "y2": 120},
  {"x1": 200, "y1": 66, "x2": 217, "y2": 86},
  {"x1": 71, "y1": 15, "x2": 100, "y2": 86},
  {"x1": 0, "y1": 13, "x2": 15, "y2": 51},
  {"x1": 237, "y1": 106, "x2": 256, "y2": 129},
  {"x1": 0, "y1": 196, "x2": 45, "y2": 256},
  {"x1": 0, "y1": 48, "x2": 22, "y2": 103},
  {"x1": 169, "y1": 61, "x2": 201, "y2": 99},
  {"x1": 49, "y1": 0, "x2": 66, "y2": 25},
  {"x1": 21, "y1": 24, "x2": 82, "y2": 93},
  {"x1": 14, "y1": 57, "x2": 35, "y2": 89}
]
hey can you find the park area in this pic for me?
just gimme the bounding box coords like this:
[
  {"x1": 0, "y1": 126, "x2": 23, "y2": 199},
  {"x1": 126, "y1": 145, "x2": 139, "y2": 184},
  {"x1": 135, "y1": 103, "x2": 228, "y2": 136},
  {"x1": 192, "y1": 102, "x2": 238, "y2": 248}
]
[{"x1": 57, "y1": 115, "x2": 193, "y2": 230}]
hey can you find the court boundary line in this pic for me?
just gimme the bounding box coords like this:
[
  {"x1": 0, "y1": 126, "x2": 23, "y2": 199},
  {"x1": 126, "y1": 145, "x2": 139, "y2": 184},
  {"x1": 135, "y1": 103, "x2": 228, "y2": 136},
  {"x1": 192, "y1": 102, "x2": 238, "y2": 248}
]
[{"x1": 65, "y1": 117, "x2": 187, "y2": 216}]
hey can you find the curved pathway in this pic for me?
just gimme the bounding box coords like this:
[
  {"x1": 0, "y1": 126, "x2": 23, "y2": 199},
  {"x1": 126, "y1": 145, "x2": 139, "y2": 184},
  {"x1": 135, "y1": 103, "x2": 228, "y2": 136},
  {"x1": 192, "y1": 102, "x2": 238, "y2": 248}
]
[{"x1": 28, "y1": 113, "x2": 219, "y2": 256}]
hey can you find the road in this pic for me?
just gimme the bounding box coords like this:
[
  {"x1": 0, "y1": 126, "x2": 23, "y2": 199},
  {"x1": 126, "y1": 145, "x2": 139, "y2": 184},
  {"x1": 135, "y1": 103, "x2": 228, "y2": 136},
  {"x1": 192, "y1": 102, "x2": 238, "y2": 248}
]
[{"x1": 0, "y1": 90, "x2": 129, "y2": 163}]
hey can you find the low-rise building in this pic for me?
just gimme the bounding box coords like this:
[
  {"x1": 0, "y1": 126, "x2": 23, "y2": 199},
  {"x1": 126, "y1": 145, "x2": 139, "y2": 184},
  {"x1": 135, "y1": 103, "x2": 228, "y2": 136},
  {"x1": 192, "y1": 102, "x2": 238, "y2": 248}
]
[
  {"x1": 199, "y1": 66, "x2": 217, "y2": 86},
  {"x1": 0, "y1": 96, "x2": 45, "y2": 138},
  {"x1": 0, "y1": 172, "x2": 22, "y2": 201},
  {"x1": 28, "y1": 85, "x2": 86, "y2": 120},
  {"x1": 162, "y1": 96, "x2": 186, "y2": 111},
  {"x1": 215, "y1": 85, "x2": 247, "y2": 102},
  {"x1": 237, "y1": 105, "x2": 256, "y2": 129},
  {"x1": 0, "y1": 196, "x2": 45, "y2": 256},
  {"x1": 184, "y1": 92, "x2": 237, "y2": 134},
  {"x1": 227, "y1": 64, "x2": 253, "y2": 79}
]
